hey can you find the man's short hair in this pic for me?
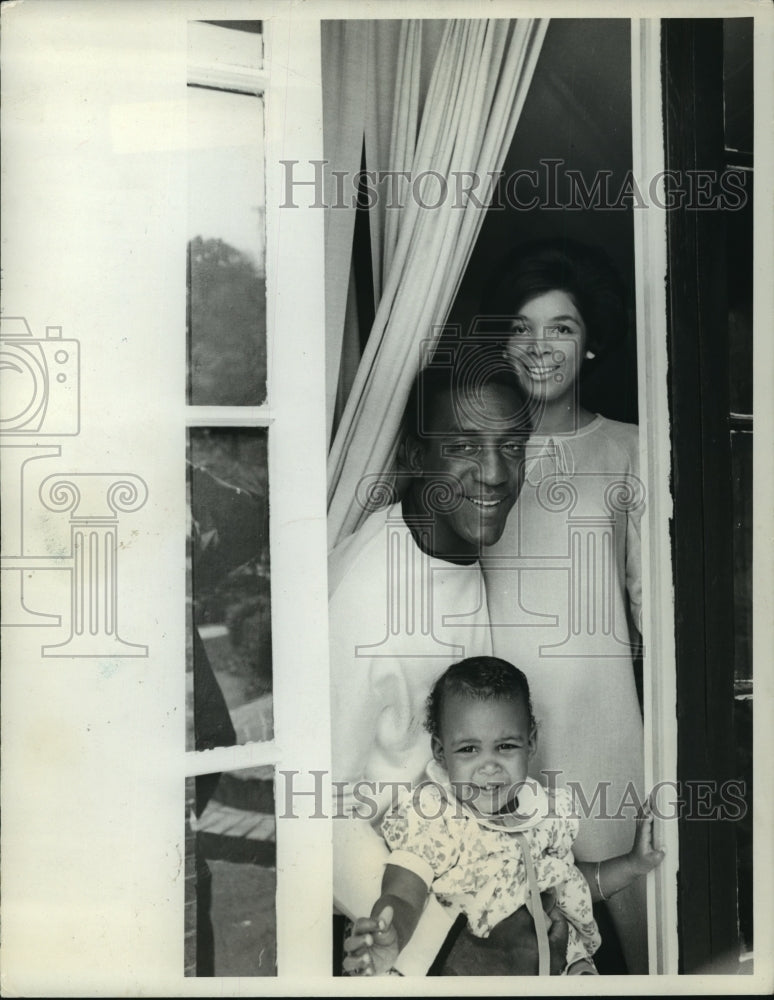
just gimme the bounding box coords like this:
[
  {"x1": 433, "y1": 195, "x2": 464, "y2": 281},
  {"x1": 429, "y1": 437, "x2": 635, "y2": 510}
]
[{"x1": 401, "y1": 350, "x2": 533, "y2": 444}]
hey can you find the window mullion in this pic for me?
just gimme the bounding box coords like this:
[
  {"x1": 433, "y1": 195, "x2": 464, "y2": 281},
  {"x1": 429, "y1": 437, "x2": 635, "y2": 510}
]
[
  {"x1": 185, "y1": 406, "x2": 274, "y2": 427},
  {"x1": 187, "y1": 71, "x2": 267, "y2": 96},
  {"x1": 630, "y1": 17, "x2": 680, "y2": 975},
  {"x1": 264, "y1": 16, "x2": 332, "y2": 979},
  {"x1": 185, "y1": 740, "x2": 279, "y2": 777}
]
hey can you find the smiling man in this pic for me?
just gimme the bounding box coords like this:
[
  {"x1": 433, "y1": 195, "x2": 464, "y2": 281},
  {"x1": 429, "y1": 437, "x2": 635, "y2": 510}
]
[
  {"x1": 400, "y1": 364, "x2": 530, "y2": 558},
  {"x1": 328, "y1": 357, "x2": 538, "y2": 974}
]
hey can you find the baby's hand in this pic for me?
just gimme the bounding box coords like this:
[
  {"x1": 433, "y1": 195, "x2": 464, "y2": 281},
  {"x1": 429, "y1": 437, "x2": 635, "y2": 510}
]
[
  {"x1": 629, "y1": 797, "x2": 666, "y2": 877},
  {"x1": 342, "y1": 905, "x2": 399, "y2": 977}
]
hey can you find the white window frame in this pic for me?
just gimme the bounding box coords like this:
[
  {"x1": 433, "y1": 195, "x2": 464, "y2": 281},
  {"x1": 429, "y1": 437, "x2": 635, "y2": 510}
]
[
  {"x1": 183, "y1": 18, "x2": 332, "y2": 978},
  {"x1": 631, "y1": 17, "x2": 680, "y2": 975}
]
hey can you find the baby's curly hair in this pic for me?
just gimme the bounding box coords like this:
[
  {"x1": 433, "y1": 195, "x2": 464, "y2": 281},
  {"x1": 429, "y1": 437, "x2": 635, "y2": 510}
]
[{"x1": 425, "y1": 656, "x2": 536, "y2": 740}]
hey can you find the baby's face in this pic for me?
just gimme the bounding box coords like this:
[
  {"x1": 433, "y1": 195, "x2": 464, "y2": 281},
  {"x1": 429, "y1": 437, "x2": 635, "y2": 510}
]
[{"x1": 433, "y1": 693, "x2": 536, "y2": 816}]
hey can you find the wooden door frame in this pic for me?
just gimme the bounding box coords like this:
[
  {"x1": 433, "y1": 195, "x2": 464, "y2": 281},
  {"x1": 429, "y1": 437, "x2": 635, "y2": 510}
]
[{"x1": 661, "y1": 17, "x2": 741, "y2": 974}]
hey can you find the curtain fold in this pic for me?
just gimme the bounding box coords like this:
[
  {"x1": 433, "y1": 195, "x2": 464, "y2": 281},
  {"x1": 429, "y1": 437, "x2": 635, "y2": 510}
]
[
  {"x1": 326, "y1": 18, "x2": 549, "y2": 548},
  {"x1": 321, "y1": 20, "x2": 370, "y2": 444},
  {"x1": 381, "y1": 19, "x2": 422, "y2": 286}
]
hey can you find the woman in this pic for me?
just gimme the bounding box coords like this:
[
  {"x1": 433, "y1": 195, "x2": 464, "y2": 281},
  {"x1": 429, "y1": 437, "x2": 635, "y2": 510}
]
[{"x1": 479, "y1": 239, "x2": 647, "y2": 972}]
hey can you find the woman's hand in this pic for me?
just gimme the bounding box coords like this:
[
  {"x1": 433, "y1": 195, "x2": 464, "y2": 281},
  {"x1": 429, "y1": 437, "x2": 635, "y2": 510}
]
[
  {"x1": 579, "y1": 794, "x2": 665, "y2": 902},
  {"x1": 628, "y1": 797, "x2": 666, "y2": 877},
  {"x1": 342, "y1": 905, "x2": 399, "y2": 977}
]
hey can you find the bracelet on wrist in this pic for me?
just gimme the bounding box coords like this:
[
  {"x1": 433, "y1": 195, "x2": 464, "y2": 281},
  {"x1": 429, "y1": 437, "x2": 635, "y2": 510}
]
[{"x1": 594, "y1": 861, "x2": 608, "y2": 901}]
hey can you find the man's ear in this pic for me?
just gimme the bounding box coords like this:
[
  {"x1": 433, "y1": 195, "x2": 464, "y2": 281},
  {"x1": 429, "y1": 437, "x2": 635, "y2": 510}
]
[
  {"x1": 528, "y1": 724, "x2": 538, "y2": 759},
  {"x1": 404, "y1": 434, "x2": 425, "y2": 475},
  {"x1": 431, "y1": 735, "x2": 445, "y2": 767}
]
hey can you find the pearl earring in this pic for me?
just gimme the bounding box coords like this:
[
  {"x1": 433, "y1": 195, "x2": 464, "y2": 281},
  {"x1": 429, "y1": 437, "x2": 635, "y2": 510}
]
[{"x1": 585, "y1": 349, "x2": 596, "y2": 360}]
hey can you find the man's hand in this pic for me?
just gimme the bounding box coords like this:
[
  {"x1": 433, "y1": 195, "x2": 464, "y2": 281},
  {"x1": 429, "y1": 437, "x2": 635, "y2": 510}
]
[
  {"x1": 545, "y1": 896, "x2": 571, "y2": 976},
  {"x1": 439, "y1": 892, "x2": 569, "y2": 975},
  {"x1": 342, "y1": 905, "x2": 399, "y2": 977}
]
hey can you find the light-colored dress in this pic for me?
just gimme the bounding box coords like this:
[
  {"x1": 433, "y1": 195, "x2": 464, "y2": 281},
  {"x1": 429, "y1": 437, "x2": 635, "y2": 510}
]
[
  {"x1": 481, "y1": 416, "x2": 645, "y2": 861},
  {"x1": 381, "y1": 759, "x2": 600, "y2": 969}
]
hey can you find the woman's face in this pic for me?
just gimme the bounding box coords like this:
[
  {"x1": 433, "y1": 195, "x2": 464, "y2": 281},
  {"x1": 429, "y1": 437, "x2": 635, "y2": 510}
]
[{"x1": 504, "y1": 289, "x2": 588, "y2": 407}]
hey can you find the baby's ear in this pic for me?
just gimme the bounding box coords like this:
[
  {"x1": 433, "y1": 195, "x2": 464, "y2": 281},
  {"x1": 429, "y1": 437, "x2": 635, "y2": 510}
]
[{"x1": 431, "y1": 735, "x2": 445, "y2": 766}]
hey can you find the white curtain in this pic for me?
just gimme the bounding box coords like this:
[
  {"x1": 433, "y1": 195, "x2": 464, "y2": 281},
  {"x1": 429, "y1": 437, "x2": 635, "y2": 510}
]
[{"x1": 324, "y1": 18, "x2": 548, "y2": 548}]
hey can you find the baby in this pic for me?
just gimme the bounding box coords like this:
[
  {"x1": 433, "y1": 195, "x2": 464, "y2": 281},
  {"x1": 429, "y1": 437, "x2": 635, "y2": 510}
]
[{"x1": 344, "y1": 656, "x2": 664, "y2": 976}]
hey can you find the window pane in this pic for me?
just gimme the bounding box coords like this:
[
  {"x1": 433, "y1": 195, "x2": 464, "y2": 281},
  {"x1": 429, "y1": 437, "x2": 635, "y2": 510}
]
[
  {"x1": 187, "y1": 86, "x2": 266, "y2": 405},
  {"x1": 190, "y1": 19, "x2": 263, "y2": 73},
  {"x1": 723, "y1": 18, "x2": 753, "y2": 156},
  {"x1": 199, "y1": 20, "x2": 264, "y2": 44},
  {"x1": 730, "y1": 427, "x2": 752, "y2": 960},
  {"x1": 731, "y1": 428, "x2": 752, "y2": 685},
  {"x1": 726, "y1": 171, "x2": 753, "y2": 416},
  {"x1": 734, "y1": 695, "x2": 753, "y2": 960},
  {"x1": 187, "y1": 428, "x2": 272, "y2": 750},
  {"x1": 185, "y1": 769, "x2": 276, "y2": 976}
]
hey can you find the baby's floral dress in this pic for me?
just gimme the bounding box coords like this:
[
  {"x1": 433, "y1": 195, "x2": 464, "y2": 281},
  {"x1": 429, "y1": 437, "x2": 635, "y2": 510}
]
[{"x1": 381, "y1": 761, "x2": 601, "y2": 969}]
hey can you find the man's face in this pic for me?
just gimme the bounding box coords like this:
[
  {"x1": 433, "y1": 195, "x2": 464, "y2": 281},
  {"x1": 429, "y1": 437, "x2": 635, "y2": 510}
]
[{"x1": 407, "y1": 381, "x2": 529, "y2": 560}]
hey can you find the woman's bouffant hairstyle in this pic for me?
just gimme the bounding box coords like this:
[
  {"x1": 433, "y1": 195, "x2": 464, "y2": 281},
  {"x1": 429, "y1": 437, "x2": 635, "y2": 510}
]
[
  {"x1": 425, "y1": 656, "x2": 536, "y2": 740},
  {"x1": 482, "y1": 238, "x2": 628, "y2": 358}
]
